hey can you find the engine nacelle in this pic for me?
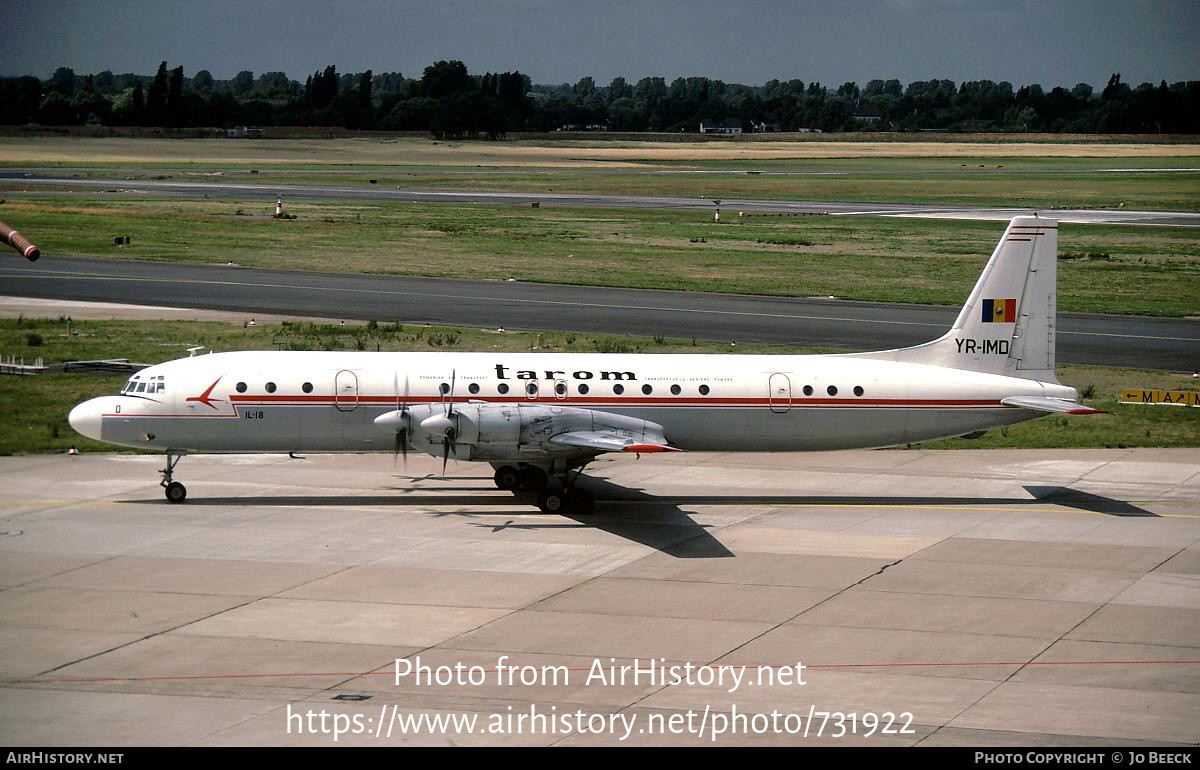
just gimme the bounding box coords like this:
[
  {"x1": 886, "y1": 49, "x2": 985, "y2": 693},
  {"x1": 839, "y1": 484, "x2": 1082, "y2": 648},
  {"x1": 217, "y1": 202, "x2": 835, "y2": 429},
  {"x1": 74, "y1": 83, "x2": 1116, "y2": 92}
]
[{"x1": 390, "y1": 402, "x2": 667, "y2": 462}]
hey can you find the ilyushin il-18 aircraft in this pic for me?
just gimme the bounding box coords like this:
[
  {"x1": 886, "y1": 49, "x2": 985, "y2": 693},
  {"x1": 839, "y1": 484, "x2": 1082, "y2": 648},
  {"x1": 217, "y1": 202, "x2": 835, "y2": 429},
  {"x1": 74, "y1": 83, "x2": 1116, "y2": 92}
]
[{"x1": 69, "y1": 216, "x2": 1100, "y2": 514}]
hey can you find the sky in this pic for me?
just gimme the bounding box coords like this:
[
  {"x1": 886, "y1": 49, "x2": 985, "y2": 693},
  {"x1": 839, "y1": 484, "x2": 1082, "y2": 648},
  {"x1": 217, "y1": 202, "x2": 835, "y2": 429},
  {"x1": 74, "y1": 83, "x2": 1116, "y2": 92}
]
[{"x1": 4, "y1": 0, "x2": 1198, "y2": 89}]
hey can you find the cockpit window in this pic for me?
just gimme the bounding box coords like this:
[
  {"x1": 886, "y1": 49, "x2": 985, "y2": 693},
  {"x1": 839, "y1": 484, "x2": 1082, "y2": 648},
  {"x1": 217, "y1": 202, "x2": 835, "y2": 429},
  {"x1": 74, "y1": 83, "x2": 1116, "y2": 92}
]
[{"x1": 122, "y1": 376, "x2": 165, "y2": 394}]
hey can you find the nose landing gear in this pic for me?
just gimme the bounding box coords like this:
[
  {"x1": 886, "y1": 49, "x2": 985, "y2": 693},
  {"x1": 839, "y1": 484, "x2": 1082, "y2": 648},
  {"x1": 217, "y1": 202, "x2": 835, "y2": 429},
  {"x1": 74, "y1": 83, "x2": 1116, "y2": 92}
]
[{"x1": 160, "y1": 449, "x2": 188, "y2": 503}]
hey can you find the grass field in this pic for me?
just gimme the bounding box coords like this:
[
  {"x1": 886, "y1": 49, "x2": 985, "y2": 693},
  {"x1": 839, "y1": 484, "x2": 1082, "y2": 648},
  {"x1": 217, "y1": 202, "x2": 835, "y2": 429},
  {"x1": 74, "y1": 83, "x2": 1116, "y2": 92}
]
[
  {"x1": 1, "y1": 316, "x2": 1194, "y2": 455},
  {"x1": 4, "y1": 136, "x2": 1200, "y2": 210},
  {"x1": 14, "y1": 162, "x2": 1200, "y2": 211},
  {"x1": 3, "y1": 195, "x2": 1197, "y2": 316},
  {"x1": 5, "y1": 135, "x2": 1200, "y2": 165}
]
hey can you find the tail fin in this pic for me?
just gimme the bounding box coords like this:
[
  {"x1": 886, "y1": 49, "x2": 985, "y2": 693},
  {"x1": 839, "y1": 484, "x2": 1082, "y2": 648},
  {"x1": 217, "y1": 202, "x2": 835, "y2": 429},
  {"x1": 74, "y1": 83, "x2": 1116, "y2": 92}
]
[{"x1": 854, "y1": 216, "x2": 1059, "y2": 382}]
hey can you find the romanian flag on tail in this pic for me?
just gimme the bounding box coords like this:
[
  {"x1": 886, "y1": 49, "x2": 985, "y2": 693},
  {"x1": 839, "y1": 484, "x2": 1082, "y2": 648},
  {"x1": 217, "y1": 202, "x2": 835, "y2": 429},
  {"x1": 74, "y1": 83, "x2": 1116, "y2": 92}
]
[{"x1": 981, "y1": 298, "x2": 1016, "y2": 323}]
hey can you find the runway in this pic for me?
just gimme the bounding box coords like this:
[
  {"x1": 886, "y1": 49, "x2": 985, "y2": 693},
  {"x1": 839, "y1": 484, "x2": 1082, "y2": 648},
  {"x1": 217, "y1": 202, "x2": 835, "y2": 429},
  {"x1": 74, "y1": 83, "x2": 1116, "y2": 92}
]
[
  {"x1": 0, "y1": 448, "x2": 1197, "y2": 745},
  {"x1": 2, "y1": 255, "x2": 1197, "y2": 370},
  {"x1": 4, "y1": 172, "x2": 1200, "y2": 227}
]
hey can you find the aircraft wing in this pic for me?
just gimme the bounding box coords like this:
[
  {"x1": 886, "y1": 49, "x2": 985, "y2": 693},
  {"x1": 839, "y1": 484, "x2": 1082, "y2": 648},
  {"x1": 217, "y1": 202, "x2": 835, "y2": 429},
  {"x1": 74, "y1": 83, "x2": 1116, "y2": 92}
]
[
  {"x1": 550, "y1": 431, "x2": 679, "y2": 454},
  {"x1": 1001, "y1": 396, "x2": 1105, "y2": 414}
]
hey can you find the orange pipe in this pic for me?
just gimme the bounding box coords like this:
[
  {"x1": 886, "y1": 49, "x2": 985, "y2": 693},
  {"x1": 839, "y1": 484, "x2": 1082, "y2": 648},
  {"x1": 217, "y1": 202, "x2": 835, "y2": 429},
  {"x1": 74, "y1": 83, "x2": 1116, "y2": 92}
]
[{"x1": 0, "y1": 220, "x2": 39, "y2": 260}]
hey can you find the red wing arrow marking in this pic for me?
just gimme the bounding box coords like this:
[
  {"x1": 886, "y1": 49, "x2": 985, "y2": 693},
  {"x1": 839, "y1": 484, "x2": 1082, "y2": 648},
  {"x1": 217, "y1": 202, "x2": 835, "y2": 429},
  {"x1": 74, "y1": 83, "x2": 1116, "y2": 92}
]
[{"x1": 185, "y1": 377, "x2": 224, "y2": 410}]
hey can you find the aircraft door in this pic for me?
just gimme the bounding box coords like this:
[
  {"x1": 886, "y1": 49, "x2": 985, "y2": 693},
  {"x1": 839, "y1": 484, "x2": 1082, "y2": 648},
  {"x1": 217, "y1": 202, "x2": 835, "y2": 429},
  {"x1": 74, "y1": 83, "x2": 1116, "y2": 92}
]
[
  {"x1": 768, "y1": 373, "x2": 792, "y2": 413},
  {"x1": 334, "y1": 370, "x2": 359, "y2": 411}
]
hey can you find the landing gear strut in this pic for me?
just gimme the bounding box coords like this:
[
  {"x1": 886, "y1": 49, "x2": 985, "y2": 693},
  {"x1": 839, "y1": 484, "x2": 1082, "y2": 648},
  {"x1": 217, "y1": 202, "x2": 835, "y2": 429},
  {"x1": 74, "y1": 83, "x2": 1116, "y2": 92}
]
[
  {"x1": 160, "y1": 449, "x2": 188, "y2": 503},
  {"x1": 539, "y1": 462, "x2": 595, "y2": 515},
  {"x1": 517, "y1": 465, "x2": 548, "y2": 493}
]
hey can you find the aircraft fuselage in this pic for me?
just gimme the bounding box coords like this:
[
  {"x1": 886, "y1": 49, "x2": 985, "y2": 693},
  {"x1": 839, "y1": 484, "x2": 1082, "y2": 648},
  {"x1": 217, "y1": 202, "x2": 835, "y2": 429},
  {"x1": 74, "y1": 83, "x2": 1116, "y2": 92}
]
[{"x1": 72, "y1": 350, "x2": 1073, "y2": 456}]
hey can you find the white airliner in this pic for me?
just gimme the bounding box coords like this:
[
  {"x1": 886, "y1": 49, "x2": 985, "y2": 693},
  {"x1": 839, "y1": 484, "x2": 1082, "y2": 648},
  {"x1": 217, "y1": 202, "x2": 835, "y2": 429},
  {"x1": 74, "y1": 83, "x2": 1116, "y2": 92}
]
[{"x1": 69, "y1": 216, "x2": 1099, "y2": 513}]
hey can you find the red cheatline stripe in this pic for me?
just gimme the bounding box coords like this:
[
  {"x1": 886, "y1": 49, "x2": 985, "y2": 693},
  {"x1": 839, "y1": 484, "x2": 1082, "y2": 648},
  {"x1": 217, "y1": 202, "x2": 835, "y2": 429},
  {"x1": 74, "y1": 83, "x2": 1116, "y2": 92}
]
[
  {"x1": 10, "y1": 660, "x2": 1200, "y2": 685},
  {"x1": 226, "y1": 396, "x2": 1003, "y2": 407},
  {"x1": 1006, "y1": 238, "x2": 1032, "y2": 242},
  {"x1": 105, "y1": 400, "x2": 1010, "y2": 418}
]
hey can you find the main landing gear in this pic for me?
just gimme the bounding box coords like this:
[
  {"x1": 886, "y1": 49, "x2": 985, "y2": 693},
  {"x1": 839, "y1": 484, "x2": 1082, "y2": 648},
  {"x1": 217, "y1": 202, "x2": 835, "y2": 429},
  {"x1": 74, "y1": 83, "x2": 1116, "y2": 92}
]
[
  {"x1": 536, "y1": 487, "x2": 595, "y2": 516},
  {"x1": 492, "y1": 463, "x2": 595, "y2": 515},
  {"x1": 160, "y1": 449, "x2": 188, "y2": 503}
]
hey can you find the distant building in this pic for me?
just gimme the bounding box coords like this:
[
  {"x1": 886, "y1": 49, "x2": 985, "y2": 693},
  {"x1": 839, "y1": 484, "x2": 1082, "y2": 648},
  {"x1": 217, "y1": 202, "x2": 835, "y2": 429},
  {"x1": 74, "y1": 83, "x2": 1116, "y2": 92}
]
[
  {"x1": 958, "y1": 119, "x2": 995, "y2": 131},
  {"x1": 853, "y1": 104, "x2": 882, "y2": 124},
  {"x1": 700, "y1": 118, "x2": 743, "y2": 134},
  {"x1": 750, "y1": 121, "x2": 781, "y2": 133}
]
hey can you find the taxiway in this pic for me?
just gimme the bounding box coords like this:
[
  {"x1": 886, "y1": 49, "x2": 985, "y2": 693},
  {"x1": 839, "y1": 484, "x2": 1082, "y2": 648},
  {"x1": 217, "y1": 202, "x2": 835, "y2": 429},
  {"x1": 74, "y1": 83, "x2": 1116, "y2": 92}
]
[{"x1": 1, "y1": 448, "x2": 1197, "y2": 745}]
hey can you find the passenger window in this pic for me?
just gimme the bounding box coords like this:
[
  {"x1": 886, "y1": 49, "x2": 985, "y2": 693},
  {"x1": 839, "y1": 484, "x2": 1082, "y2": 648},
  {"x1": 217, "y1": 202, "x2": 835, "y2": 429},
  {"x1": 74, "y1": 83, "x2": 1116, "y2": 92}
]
[
  {"x1": 302, "y1": 382, "x2": 313, "y2": 393},
  {"x1": 468, "y1": 383, "x2": 480, "y2": 394},
  {"x1": 236, "y1": 382, "x2": 247, "y2": 393},
  {"x1": 827, "y1": 385, "x2": 838, "y2": 396},
  {"x1": 578, "y1": 383, "x2": 590, "y2": 395},
  {"x1": 613, "y1": 384, "x2": 625, "y2": 395},
  {"x1": 526, "y1": 382, "x2": 538, "y2": 395},
  {"x1": 498, "y1": 383, "x2": 509, "y2": 395},
  {"x1": 642, "y1": 384, "x2": 653, "y2": 395},
  {"x1": 854, "y1": 386, "x2": 864, "y2": 397},
  {"x1": 670, "y1": 384, "x2": 681, "y2": 395},
  {"x1": 803, "y1": 385, "x2": 813, "y2": 396},
  {"x1": 265, "y1": 382, "x2": 277, "y2": 393},
  {"x1": 699, "y1": 384, "x2": 710, "y2": 395},
  {"x1": 439, "y1": 383, "x2": 450, "y2": 395},
  {"x1": 555, "y1": 382, "x2": 566, "y2": 396}
]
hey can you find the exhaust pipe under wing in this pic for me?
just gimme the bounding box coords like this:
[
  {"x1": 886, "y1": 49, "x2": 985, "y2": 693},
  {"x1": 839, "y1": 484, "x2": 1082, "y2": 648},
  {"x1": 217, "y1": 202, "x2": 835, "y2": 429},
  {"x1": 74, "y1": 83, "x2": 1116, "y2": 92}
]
[{"x1": 0, "y1": 219, "x2": 40, "y2": 260}]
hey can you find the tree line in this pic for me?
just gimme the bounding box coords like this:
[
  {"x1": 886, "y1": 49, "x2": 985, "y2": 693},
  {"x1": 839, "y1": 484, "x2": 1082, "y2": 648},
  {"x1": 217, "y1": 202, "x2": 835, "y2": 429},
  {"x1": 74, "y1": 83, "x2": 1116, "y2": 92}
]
[{"x1": 2, "y1": 60, "x2": 1198, "y2": 136}]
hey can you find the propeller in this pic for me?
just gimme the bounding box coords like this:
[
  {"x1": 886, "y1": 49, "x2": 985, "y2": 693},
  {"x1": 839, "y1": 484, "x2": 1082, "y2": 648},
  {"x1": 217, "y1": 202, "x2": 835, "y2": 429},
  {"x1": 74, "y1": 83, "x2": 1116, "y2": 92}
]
[
  {"x1": 439, "y1": 370, "x2": 457, "y2": 476},
  {"x1": 381, "y1": 369, "x2": 462, "y2": 479},
  {"x1": 441, "y1": 369, "x2": 456, "y2": 416},
  {"x1": 421, "y1": 369, "x2": 458, "y2": 478},
  {"x1": 380, "y1": 371, "x2": 411, "y2": 468}
]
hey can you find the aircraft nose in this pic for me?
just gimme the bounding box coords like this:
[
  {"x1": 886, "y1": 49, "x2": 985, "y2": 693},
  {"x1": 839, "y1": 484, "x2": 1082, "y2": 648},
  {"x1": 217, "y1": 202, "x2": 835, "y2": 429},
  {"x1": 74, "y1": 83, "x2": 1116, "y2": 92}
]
[{"x1": 68, "y1": 400, "x2": 103, "y2": 441}]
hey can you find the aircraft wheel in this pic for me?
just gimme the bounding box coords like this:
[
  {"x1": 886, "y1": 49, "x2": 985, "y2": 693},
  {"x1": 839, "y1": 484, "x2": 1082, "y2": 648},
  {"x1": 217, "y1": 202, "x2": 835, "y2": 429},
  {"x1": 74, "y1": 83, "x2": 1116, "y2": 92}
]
[
  {"x1": 536, "y1": 490, "x2": 565, "y2": 514},
  {"x1": 493, "y1": 466, "x2": 521, "y2": 491},
  {"x1": 565, "y1": 488, "x2": 595, "y2": 515},
  {"x1": 518, "y1": 466, "x2": 549, "y2": 493},
  {"x1": 164, "y1": 481, "x2": 187, "y2": 504}
]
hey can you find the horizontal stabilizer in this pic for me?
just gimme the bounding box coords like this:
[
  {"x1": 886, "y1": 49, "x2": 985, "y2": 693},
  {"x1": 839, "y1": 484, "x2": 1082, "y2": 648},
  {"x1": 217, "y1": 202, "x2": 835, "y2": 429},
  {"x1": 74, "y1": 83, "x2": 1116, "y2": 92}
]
[
  {"x1": 551, "y1": 431, "x2": 679, "y2": 453},
  {"x1": 1001, "y1": 396, "x2": 1105, "y2": 414}
]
